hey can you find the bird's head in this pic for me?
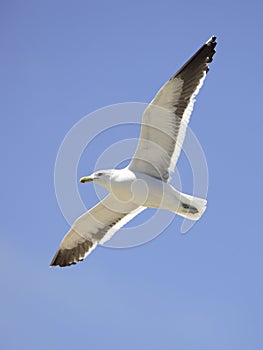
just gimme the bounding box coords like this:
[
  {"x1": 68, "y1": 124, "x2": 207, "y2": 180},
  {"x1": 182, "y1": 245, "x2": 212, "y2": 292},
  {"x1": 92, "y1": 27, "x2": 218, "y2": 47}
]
[{"x1": 80, "y1": 170, "x2": 114, "y2": 190}]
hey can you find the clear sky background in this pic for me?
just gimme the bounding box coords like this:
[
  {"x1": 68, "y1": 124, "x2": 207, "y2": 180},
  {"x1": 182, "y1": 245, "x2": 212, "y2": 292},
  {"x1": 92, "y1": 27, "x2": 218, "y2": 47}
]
[{"x1": 1, "y1": 1, "x2": 263, "y2": 349}]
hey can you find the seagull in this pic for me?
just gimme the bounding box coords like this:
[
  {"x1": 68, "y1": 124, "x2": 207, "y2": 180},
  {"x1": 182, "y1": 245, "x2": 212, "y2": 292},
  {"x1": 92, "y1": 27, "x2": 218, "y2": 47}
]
[{"x1": 50, "y1": 36, "x2": 217, "y2": 267}]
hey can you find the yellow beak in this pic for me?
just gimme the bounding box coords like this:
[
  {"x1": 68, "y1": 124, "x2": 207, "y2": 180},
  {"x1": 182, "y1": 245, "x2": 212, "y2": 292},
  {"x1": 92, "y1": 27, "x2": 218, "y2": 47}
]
[{"x1": 79, "y1": 176, "x2": 94, "y2": 183}]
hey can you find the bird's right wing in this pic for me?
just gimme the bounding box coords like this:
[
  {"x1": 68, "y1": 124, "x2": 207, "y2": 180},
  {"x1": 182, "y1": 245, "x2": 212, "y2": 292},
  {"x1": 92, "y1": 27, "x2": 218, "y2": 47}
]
[
  {"x1": 50, "y1": 194, "x2": 145, "y2": 267},
  {"x1": 129, "y1": 36, "x2": 217, "y2": 181}
]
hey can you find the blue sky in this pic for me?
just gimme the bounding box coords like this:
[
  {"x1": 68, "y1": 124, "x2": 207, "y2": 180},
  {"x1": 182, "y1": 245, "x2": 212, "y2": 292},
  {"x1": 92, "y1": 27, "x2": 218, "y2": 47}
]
[{"x1": 2, "y1": 0, "x2": 263, "y2": 349}]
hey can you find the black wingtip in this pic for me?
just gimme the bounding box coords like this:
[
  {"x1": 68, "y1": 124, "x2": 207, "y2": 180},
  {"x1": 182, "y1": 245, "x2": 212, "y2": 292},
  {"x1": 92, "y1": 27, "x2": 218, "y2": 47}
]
[
  {"x1": 49, "y1": 239, "x2": 95, "y2": 267},
  {"x1": 207, "y1": 35, "x2": 217, "y2": 43},
  {"x1": 50, "y1": 252, "x2": 78, "y2": 268},
  {"x1": 50, "y1": 249, "x2": 77, "y2": 267},
  {"x1": 204, "y1": 35, "x2": 217, "y2": 54},
  {"x1": 205, "y1": 36, "x2": 217, "y2": 64}
]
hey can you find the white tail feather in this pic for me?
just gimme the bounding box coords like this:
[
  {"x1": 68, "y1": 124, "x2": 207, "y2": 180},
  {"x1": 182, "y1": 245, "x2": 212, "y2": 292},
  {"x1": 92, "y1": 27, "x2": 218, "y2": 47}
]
[{"x1": 177, "y1": 192, "x2": 207, "y2": 221}]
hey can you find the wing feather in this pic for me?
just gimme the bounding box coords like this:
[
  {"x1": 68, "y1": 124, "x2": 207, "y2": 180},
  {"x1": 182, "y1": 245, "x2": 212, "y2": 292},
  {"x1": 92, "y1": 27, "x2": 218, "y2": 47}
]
[
  {"x1": 50, "y1": 195, "x2": 145, "y2": 267},
  {"x1": 129, "y1": 36, "x2": 217, "y2": 181}
]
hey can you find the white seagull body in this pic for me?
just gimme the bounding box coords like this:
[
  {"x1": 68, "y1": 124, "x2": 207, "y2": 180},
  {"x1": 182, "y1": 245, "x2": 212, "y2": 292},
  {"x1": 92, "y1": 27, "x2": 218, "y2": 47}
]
[{"x1": 51, "y1": 36, "x2": 217, "y2": 267}]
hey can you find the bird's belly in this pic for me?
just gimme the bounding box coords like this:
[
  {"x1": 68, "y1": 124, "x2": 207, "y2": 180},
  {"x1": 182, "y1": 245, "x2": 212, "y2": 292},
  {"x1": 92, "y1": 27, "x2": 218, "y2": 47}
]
[
  {"x1": 110, "y1": 180, "x2": 134, "y2": 202},
  {"x1": 109, "y1": 173, "x2": 180, "y2": 211},
  {"x1": 132, "y1": 173, "x2": 181, "y2": 211},
  {"x1": 110, "y1": 178, "x2": 162, "y2": 206}
]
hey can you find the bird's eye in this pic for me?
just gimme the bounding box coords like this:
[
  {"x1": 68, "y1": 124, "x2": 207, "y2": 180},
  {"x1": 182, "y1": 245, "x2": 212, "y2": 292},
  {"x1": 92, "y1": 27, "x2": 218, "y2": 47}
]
[{"x1": 97, "y1": 172, "x2": 103, "y2": 176}]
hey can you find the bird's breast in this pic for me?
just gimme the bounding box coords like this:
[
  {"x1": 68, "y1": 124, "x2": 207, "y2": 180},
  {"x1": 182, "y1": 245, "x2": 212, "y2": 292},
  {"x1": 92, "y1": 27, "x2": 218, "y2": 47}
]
[{"x1": 109, "y1": 177, "x2": 150, "y2": 206}]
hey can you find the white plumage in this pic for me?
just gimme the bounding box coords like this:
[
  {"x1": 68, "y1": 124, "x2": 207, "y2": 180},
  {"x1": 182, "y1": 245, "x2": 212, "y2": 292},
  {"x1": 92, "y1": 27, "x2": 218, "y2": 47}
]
[{"x1": 51, "y1": 36, "x2": 217, "y2": 267}]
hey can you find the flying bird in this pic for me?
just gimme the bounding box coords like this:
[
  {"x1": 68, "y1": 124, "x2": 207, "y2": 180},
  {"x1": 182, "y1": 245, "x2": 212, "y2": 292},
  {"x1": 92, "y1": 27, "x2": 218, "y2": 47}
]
[{"x1": 50, "y1": 36, "x2": 217, "y2": 267}]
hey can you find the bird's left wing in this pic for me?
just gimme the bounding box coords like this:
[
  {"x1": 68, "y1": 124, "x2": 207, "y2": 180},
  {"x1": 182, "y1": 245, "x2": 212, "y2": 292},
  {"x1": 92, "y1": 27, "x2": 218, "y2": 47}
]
[
  {"x1": 129, "y1": 36, "x2": 217, "y2": 181},
  {"x1": 50, "y1": 194, "x2": 145, "y2": 267}
]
